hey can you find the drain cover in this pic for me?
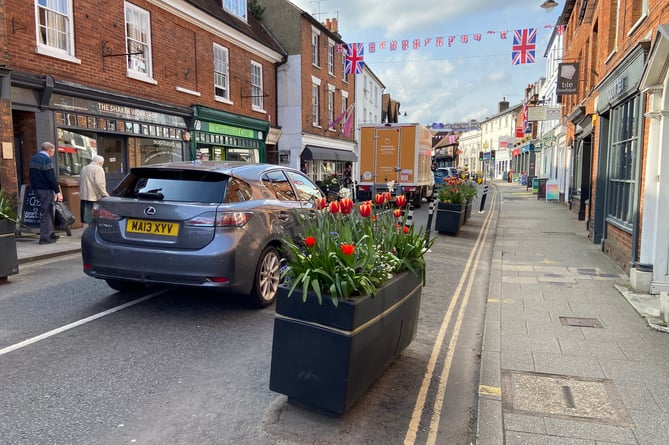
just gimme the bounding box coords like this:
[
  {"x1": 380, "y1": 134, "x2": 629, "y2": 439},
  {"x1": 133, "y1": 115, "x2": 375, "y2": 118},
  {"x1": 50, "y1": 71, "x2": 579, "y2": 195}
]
[
  {"x1": 559, "y1": 317, "x2": 603, "y2": 328},
  {"x1": 501, "y1": 371, "x2": 633, "y2": 427}
]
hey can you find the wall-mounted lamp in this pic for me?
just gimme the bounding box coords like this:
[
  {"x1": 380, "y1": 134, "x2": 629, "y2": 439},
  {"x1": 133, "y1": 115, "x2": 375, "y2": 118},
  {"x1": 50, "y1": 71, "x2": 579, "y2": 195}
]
[{"x1": 540, "y1": 0, "x2": 558, "y2": 12}]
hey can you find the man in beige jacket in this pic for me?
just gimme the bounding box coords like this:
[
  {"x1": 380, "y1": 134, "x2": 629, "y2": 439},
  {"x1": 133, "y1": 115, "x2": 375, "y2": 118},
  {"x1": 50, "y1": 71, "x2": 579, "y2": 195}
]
[{"x1": 78, "y1": 155, "x2": 109, "y2": 224}]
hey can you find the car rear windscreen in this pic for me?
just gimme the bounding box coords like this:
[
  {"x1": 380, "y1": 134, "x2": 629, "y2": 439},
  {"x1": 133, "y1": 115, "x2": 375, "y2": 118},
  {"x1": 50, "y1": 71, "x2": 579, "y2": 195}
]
[{"x1": 113, "y1": 169, "x2": 228, "y2": 203}]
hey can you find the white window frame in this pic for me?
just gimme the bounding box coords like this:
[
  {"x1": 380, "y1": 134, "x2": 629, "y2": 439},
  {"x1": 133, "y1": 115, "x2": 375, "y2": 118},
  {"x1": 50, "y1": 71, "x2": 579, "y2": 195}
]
[
  {"x1": 35, "y1": 0, "x2": 80, "y2": 63},
  {"x1": 251, "y1": 61, "x2": 264, "y2": 111},
  {"x1": 224, "y1": 0, "x2": 247, "y2": 21},
  {"x1": 327, "y1": 85, "x2": 335, "y2": 128},
  {"x1": 124, "y1": 2, "x2": 154, "y2": 82},
  {"x1": 213, "y1": 43, "x2": 230, "y2": 102},
  {"x1": 328, "y1": 40, "x2": 335, "y2": 75},
  {"x1": 312, "y1": 83, "x2": 320, "y2": 126},
  {"x1": 311, "y1": 29, "x2": 320, "y2": 67}
]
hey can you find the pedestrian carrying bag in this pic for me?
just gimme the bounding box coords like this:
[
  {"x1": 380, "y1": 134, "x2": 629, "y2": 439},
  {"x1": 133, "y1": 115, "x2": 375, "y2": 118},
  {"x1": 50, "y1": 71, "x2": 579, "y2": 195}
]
[{"x1": 54, "y1": 201, "x2": 76, "y2": 227}]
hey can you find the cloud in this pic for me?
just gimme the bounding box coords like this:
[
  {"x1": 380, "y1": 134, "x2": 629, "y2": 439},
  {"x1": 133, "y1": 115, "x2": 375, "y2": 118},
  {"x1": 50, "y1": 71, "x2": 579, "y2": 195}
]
[{"x1": 287, "y1": 0, "x2": 557, "y2": 124}]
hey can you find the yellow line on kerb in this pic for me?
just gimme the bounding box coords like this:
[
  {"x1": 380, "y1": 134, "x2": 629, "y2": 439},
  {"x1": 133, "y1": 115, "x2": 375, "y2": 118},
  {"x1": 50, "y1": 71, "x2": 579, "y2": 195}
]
[{"x1": 479, "y1": 385, "x2": 502, "y2": 397}]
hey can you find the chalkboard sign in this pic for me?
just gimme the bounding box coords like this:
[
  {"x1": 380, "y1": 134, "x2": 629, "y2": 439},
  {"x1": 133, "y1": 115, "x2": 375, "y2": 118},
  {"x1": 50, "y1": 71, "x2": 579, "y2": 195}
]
[{"x1": 18, "y1": 185, "x2": 42, "y2": 228}]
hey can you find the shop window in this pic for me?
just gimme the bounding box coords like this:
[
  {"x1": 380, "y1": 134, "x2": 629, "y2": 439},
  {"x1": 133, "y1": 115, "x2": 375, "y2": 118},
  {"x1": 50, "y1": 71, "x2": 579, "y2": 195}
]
[
  {"x1": 56, "y1": 129, "x2": 97, "y2": 179},
  {"x1": 135, "y1": 139, "x2": 183, "y2": 166},
  {"x1": 606, "y1": 96, "x2": 639, "y2": 228},
  {"x1": 124, "y1": 2, "x2": 152, "y2": 78}
]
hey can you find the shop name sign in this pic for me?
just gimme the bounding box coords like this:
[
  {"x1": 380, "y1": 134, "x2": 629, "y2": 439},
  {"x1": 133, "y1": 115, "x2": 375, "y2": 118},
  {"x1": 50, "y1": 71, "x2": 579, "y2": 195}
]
[{"x1": 556, "y1": 63, "x2": 579, "y2": 95}]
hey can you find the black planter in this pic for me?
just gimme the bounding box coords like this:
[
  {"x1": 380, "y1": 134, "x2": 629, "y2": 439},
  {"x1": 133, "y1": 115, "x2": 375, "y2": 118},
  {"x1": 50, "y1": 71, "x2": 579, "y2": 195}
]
[
  {"x1": 269, "y1": 270, "x2": 423, "y2": 415},
  {"x1": 0, "y1": 219, "x2": 19, "y2": 279},
  {"x1": 435, "y1": 202, "x2": 465, "y2": 235}
]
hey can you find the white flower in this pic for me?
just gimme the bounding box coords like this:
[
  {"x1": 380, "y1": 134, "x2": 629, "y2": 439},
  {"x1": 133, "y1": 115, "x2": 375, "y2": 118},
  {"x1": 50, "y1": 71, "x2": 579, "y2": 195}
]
[{"x1": 387, "y1": 180, "x2": 395, "y2": 193}]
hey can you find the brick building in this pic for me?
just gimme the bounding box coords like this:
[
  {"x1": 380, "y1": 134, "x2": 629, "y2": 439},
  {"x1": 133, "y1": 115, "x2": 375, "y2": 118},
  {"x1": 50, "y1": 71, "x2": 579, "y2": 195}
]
[
  {"x1": 557, "y1": 0, "x2": 669, "y2": 296},
  {"x1": 253, "y1": 0, "x2": 357, "y2": 184},
  {"x1": 1, "y1": 0, "x2": 284, "y2": 222}
]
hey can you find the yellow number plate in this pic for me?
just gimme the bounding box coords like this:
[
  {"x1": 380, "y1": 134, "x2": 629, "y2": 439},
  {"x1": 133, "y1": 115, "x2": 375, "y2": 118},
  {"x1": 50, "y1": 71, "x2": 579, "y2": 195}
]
[{"x1": 126, "y1": 219, "x2": 179, "y2": 236}]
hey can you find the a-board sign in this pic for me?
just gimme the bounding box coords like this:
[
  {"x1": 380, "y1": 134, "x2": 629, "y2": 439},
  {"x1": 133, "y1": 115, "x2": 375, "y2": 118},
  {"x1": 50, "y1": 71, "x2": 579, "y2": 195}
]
[
  {"x1": 546, "y1": 179, "x2": 559, "y2": 201},
  {"x1": 18, "y1": 184, "x2": 42, "y2": 228}
]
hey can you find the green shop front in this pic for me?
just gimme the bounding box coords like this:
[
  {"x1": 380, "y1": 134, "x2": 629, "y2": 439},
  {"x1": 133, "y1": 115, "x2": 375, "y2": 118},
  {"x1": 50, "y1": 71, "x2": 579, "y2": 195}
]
[{"x1": 191, "y1": 106, "x2": 269, "y2": 163}]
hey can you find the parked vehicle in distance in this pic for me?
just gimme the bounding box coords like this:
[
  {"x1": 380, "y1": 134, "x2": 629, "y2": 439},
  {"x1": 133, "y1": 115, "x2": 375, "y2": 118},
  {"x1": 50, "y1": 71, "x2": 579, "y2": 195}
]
[
  {"x1": 81, "y1": 161, "x2": 324, "y2": 307},
  {"x1": 357, "y1": 123, "x2": 433, "y2": 207},
  {"x1": 433, "y1": 167, "x2": 458, "y2": 188}
]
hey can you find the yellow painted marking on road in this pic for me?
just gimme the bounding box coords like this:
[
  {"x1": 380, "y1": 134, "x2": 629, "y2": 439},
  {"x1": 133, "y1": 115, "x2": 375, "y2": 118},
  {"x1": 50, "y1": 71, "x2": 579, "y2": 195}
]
[
  {"x1": 479, "y1": 385, "x2": 501, "y2": 397},
  {"x1": 487, "y1": 298, "x2": 515, "y2": 303},
  {"x1": 404, "y1": 188, "x2": 497, "y2": 445}
]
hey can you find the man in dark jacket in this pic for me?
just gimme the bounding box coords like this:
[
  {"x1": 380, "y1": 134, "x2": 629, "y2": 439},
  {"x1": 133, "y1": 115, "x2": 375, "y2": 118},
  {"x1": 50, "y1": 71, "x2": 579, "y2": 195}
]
[{"x1": 29, "y1": 142, "x2": 63, "y2": 244}]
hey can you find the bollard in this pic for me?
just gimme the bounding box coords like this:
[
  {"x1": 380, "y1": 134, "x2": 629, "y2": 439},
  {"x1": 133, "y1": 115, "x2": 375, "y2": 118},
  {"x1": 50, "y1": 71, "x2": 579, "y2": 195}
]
[
  {"x1": 405, "y1": 205, "x2": 414, "y2": 228},
  {"x1": 424, "y1": 196, "x2": 437, "y2": 242},
  {"x1": 479, "y1": 184, "x2": 489, "y2": 213}
]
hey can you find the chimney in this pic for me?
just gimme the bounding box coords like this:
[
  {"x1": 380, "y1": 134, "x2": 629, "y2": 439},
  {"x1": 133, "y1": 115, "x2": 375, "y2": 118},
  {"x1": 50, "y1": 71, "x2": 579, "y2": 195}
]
[
  {"x1": 324, "y1": 18, "x2": 331, "y2": 30},
  {"x1": 331, "y1": 18, "x2": 338, "y2": 33},
  {"x1": 498, "y1": 97, "x2": 509, "y2": 112}
]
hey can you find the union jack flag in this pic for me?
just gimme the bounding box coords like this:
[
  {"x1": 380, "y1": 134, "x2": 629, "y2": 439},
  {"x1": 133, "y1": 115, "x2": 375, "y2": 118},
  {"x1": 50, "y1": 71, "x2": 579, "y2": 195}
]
[
  {"x1": 345, "y1": 42, "x2": 365, "y2": 74},
  {"x1": 511, "y1": 28, "x2": 536, "y2": 65}
]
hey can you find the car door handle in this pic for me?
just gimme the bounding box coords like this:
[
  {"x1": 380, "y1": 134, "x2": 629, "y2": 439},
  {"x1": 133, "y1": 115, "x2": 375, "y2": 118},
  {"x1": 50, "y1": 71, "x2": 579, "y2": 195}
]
[{"x1": 277, "y1": 212, "x2": 291, "y2": 222}]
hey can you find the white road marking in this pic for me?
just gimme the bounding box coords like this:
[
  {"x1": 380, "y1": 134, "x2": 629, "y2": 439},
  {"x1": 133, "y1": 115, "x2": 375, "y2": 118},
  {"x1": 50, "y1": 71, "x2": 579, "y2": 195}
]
[{"x1": 0, "y1": 289, "x2": 165, "y2": 357}]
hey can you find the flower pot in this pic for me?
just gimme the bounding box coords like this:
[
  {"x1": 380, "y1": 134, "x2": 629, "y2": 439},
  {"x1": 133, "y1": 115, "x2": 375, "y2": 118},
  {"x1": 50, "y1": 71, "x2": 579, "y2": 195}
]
[
  {"x1": 0, "y1": 219, "x2": 19, "y2": 279},
  {"x1": 269, "y1": 270, "x2": 423, "y2": 415},
  {"x1": 435, "y1": 202, "x2": 465, "y2": 234}
]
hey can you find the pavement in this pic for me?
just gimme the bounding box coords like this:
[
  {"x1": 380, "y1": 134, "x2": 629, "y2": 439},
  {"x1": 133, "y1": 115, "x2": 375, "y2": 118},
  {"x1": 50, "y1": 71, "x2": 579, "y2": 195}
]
[
  {"x1": 11, "y1": 182, "x2": 669, "y2": 444},
  {"x1": 477, "y1": 180, "x2": 668, "y2": 445}
]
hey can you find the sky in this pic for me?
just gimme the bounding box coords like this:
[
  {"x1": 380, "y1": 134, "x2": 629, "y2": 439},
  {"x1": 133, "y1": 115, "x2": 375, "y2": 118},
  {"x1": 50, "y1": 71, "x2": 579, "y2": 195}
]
[{"x1": 287, "y1": 0, "x2": 563, "y2": 126}]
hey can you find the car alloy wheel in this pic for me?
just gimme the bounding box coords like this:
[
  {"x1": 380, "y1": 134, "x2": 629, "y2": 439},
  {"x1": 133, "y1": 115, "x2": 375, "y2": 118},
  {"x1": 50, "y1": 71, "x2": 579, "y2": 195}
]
[{"x1": 251, "y1": 246, "x2": 281, "y2": 307}]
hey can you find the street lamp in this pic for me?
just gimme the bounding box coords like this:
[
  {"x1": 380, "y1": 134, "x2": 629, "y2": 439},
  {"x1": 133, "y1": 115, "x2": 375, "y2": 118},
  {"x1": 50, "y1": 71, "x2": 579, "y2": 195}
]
[{"x1": 540, "y1": 0, "x2": 558, "y2": 12}]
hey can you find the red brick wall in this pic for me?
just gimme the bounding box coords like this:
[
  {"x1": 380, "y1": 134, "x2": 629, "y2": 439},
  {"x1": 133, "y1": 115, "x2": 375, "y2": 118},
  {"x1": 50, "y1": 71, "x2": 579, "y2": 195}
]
[
  {"x1": 5, "y1": 0, "x2": 276, "y2": 120},
  {"x1": 603, "y1": 223, "x2": 632, "y2": 271},
  {"x1": 299, "y1": 19, "x2": 355, "y2": 142}
]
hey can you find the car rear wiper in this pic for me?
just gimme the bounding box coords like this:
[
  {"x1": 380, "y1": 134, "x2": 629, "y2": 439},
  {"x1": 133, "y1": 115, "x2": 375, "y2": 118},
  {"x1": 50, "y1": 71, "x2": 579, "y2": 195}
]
[{"x1": 135, "y1": 188, "x2": 164, "y2": 200}]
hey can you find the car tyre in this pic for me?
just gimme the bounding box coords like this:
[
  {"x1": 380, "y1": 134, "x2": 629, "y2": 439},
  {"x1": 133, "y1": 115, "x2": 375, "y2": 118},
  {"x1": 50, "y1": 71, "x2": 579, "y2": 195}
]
[
  {"x1": 105, "y1": 279, "x2": 146, "y2": 292},
  {"x1": 250, "y1": 246, "x2": 281, "y2": 308}
]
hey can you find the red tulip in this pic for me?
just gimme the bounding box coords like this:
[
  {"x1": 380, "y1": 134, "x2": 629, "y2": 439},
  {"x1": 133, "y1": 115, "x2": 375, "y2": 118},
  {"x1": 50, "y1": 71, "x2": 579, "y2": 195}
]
[
  {"x1": 329, "y1": 201, "x2": 340, "y2": 214},
  {"x1": 315, "y1": 197, "x2": 327, "y2": 210},
  {"x1": 304, "y1": 236, "x2": 316, "y2": 247},
  {"x1": 383, "y1": 191, "x2": 392, "y2": 203},
  {"x1": 393, "y1": 208, "x2": 402, "y2": 218},
  {"x1": 340, "y1": 243, "x2": 355, "y2": 255},
  {"x1": 403, "y1": 225, "x2": 410, "y2": 234},
  {"x1": 374, "y1": 193, "x2": 385, "y2": 206},
  {"x1": 359, "y1": 203, "x2": 372, "y2": 218},
  {"x1": 395, "y1": 194, "x2": 407, "y2": 208},
  {"x1": 340, "y1": 198, "x2": 353, "y2": 214}
]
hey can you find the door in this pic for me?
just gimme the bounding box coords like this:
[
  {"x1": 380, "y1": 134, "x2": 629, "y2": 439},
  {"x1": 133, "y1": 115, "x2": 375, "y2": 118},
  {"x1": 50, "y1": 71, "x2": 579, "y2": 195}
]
[{"x1": 99, "y1": 136, "x2": 127, "y2": 190}]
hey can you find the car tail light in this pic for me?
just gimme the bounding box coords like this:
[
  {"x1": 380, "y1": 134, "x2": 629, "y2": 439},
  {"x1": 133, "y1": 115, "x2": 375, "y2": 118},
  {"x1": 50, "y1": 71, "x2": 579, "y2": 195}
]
[
  {"x1": 183, "y1": 211, "x2": 252, "y2": 228},
  {"x1": 359, "y1": 185, "x2": 370, "y2": 191},
  {"x1": 93, "y1": 204, "x2": 121, "y2": 221},
  {"x1": 215, "y1": 211, "x2": 252, "y2": 227},
  {"x1": 209, "y1": 277, "x2": 229, "y2": 283}
]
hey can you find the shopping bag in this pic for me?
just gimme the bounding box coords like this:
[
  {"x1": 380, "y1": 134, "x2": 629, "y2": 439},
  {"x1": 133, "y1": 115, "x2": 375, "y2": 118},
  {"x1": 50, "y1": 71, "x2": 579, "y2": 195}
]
[{"x1": 55, "y1": 200, "x2": 76, "y2": 228}]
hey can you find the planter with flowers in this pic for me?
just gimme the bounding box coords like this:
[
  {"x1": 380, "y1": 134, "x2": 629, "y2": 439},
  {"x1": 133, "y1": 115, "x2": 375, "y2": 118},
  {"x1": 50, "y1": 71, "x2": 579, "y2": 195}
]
[
  {"x1": 0, "y1": 189, "x2": 19, "y2": 281},
  {"x1": 269, "y1": 192, "x2": 434, "y2": 415},
  {"x1": 434, "y1": 176, "x2": 466, "y2": 234}
]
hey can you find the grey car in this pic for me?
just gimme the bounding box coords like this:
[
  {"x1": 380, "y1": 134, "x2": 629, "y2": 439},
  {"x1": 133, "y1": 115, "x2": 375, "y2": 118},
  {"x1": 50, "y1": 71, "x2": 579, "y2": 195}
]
[{"x1": 81, "y1": 161, "x2": 323, "y2": 307}]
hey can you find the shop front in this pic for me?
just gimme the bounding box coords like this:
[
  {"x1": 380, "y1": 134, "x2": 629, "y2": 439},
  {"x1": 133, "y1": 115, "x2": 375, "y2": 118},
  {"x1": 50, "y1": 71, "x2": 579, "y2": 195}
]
[
  {"x1": 10, "y1": 73, "x2": 191, "y2": 226},
  {"x1": 191, "y1": 106, "x2": 269, "y2": 163},
  {"x1": 594, "y1": 43, "x2": 646, "y2": 270}
]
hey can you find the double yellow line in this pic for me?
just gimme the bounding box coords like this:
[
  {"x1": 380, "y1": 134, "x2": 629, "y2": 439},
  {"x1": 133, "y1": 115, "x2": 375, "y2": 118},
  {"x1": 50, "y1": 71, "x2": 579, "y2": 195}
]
[{"x1": 404, "y1": 189, "x2": 497, "y2": 445}]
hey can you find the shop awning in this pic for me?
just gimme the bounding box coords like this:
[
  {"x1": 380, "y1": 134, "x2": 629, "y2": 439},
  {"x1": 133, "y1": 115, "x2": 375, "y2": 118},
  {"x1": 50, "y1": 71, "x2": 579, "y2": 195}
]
[{"x1": 301, "y1": 145, "x2": 358, "y2": 162}]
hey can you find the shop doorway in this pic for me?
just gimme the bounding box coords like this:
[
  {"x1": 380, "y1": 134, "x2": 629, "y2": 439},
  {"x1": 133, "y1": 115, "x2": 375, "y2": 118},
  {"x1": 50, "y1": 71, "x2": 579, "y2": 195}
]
[{"x1": 99, "y1": 135, "x2": 127, "y2": 189}]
